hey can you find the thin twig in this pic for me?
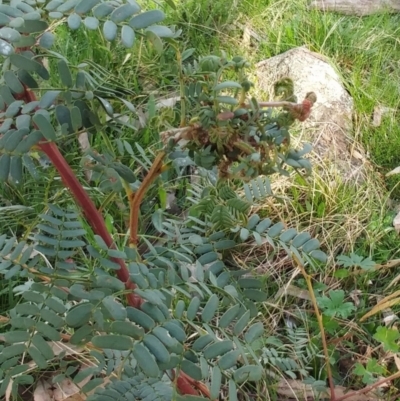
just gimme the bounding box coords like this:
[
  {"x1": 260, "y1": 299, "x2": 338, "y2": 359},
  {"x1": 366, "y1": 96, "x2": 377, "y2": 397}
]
[
  {"x1": 160, "y1": 126, "x2": 190, "y2": 144},
  {"x1": 334, "y1": 371, "x2": 400, "y2": 401},
  {"x1": 256, "y1": 101, "x2": 297, "y2": 108},
  {"x1": 129, "y1": 151, "x2": 166, "y2": 247},
  {"x1": 293, "y1": 256, "x2": 336, "y2": 401}
]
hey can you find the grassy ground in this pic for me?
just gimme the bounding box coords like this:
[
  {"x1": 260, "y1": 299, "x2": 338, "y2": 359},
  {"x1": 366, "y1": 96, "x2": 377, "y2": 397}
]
[
  {"x1": 170, "y1": 0, "x2": 400, "y2": 393},
  {"x1": 2, "y1": 0, "x2": 400, "y2": 397},
  {"x1": 171, "y1": 0, "x2": 400, "y2": 256}
]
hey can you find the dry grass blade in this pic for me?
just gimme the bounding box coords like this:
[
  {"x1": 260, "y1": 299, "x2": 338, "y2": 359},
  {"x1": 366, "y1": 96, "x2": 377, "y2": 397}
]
[{"x1": 360, "y1": 291, "x2": 400, "y2": 322}]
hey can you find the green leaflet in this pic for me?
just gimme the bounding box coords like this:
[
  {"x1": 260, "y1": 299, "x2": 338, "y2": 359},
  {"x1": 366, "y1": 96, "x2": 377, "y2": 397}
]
[
  {"x1": 192, "y1": 334, "x2": 214, "y2": 352},
  {"x1": 233, "y1": 365, "x2": 263, "y2": 383},
  {"x1": 126, "y1": 306, "x2": 156, "y2": 330},
  {"x1": 243, "y1": 289, "x2": 268, "y2": 302},
  {"x1": 292, "y1": 232, "x2": 312, "y2": 247},
  {"x1": 111, "y1": 321, "x2": 144, "y2": 340},
  {"x1": 181, "y1": 359, "x2": 202, "y2": 381},
  {"x1": 58, "y1": 60, "x2": 73, "y2": 87},
  {"x1": 121, "y1": 25, "x2": 135, "y2": 48},
  {"x1": 201, "y1": 294, "x2": 219, "y2": 323},
  {"x1": 302, "y1": 238, "x2": 321, "y2": 253},
  {"x1": 214, "y1": 240, "x2": 236, "y2": 251},
  {"x1": 65, "y1": 303, "x2": 93, "y2": 328},
  {"x1": 214, "y1": 81, "x2": 242, "y2": 90},
  {"x1": 187, "y1": 296, "x2": 201, "y2": 320},
  {"x1": 103, "y1": 20, "x2": 117, "y2": 41},
  {"x1": 268, "y1": 222, "x2": 285, "y2": 238},
  {"x1": 110, "y1": 4, "x2": 139, "y2": 23},
  {"x1": 279, "y1": 228, "x2": 297, "y2": 242},
  {"x1": 203, "y1": 340, "x2": 234, "y2": 359},
  {"x1": 36, "y1": 322, "x2": 61, "y2": 341},
  {"x1": 238, "y1": 278, "x2": 263, "y2": 289},
  {"x1": 218, "y1": 304, "x2": 240, "y2": 328},
  {"x1": 218, "y1": 349, "x2": 240, "y2": 370},
  {"x1": 233, "y1": 310, "x2": 250, "y2": 335},
  {"x1": 2, "y1": 331, "x2": 29, "y2": 343},
  {"x1": 32, "y1": 113, "x2": 56, "y2": 141},
  {"x1": 141, "y1": 302, "x2": 166, "y2": 323},
  {"x1": 93, "y1": 3, "x2": 114, "y2": 17},
  {"x1": 132, "y1": 343, "x2": 160, "y2": 378},
  {"x1": 74, "y1": 0, "x2": 100, "y2": 14},
  {"x1": 129, "y1": 10, "x2": 165, "y2": 29},
  {"x1": 244, "y1": 322, "x2": 264, "y2": 343},
  {"x1": 210, "y1": 366, "x2": 222, "y2": 399},
  {"x1": 229, "y1": 380, "x2": 238, "y2": 401},
  {"x1": 4, "y1": 71, "x2": 24, "y2": 93},
  {"x1": 10, "y1": 54, "x2": 49, "y2": 79},
  {"x1": 69, "y1": 323, "x2": 93, "y2": 344},
  {"x1": 57, "y1": 0, "x2": 80, "y2": 13},
  {"x1": 152, "y1": 326, "x2": 181, "y2": 351},
  {"x1": 174, "y1": 300, "x2": 185, "y2": 319},
  {"x1": 28, "y1": 346, "x2": 48, "y2": 369},
  {"x1": 102, "y1": 297, "x2": 127, "y2": 321},
  {"x1": 92, "y1": 335, "x2": 133, "y2": 351},
  {"x1": 163, "y1": 321, "x2": 186, "y2": 342},
  {"x1": 255, "y1": 218, "x2": 272, "y2": 233},
  {"x1": 143, "y1": 334, "x2": 170, "y2": 363},
  {"x1": 0, "y1": 154, "x2": 10, "y2": 182}
]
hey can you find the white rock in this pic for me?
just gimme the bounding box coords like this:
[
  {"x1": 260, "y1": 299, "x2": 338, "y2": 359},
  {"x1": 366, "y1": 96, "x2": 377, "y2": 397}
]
[{"x1": 256, "y1": 47, "x2": 366, "y2": 182}]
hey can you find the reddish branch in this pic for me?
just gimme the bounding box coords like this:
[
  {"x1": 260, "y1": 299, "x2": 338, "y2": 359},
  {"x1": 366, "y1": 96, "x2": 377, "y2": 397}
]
[
  {"x1": 24, "y1": 87, "x2": 142, "y2": 306},
  {"x1": 254, "y1": 91, "x2": 317, "y2": 122},
  {"x1": 129, "y1": 151, "x2": 166, "y2": 247},
  {"x1": 23, "y1": 87, "x2": 204, "y2": 397}
]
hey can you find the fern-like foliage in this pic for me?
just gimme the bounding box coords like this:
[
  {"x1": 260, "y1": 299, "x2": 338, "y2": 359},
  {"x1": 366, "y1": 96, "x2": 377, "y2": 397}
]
[
  {"x1": 88, "y1": 375, "x2": 173, "y2": 401},
  {"x1": 151, "y1": 175, "x2": 328, "y2": 268},
  {"x1": 0, "y1": 205, "x2": 266, "y2": 399}
]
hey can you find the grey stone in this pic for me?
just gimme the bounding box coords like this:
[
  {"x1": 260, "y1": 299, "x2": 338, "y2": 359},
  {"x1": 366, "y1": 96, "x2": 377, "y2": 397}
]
[{"x1": 256, "y1": 47, "x2": 366, "y2": 182}]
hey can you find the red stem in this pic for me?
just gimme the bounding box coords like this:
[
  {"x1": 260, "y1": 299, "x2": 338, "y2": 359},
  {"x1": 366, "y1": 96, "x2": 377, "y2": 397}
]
[
  {"x1": 23, "y1": 87, "x2": 141, "y2": 306},
  {"x1": 38, "y1": 141, "x2": 142, "y2": 308},
  {"x1": 24, "y1": 87, "x2": 203, "y2": 397}
]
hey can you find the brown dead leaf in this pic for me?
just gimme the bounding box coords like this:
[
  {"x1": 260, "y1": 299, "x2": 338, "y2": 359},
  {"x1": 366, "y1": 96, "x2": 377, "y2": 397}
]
[
  {"x1": 53, "y1": 377, "x2": 88, "y2": 401},
  {"x1": 33, "y1": 380, "x2": 53, "y2": 401},
  {"x1": 33, "y1": 367, "x2": 92, "y2": 401}
]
